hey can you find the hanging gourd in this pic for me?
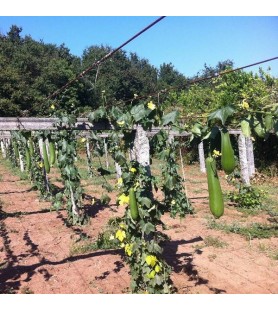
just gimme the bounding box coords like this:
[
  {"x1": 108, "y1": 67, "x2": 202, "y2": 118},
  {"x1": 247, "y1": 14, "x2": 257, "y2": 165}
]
[
  {"x1": 221, "y1": 128, "x2": 236, "y2": 174},
  {"x1": 206, "y1": 156, "x2": 224, "y2": 219}
]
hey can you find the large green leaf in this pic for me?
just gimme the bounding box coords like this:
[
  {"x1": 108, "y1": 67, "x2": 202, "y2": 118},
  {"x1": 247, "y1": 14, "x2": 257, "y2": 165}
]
[
  {"x1": 161, "y1": 111, "x2": 179, "y2": 126},
  {"x1": 208, "y1": 105, "x2": 235, "y2": 126},
  {"x1": 130, "y1": 104, "x2": 149, "y2": 122}
]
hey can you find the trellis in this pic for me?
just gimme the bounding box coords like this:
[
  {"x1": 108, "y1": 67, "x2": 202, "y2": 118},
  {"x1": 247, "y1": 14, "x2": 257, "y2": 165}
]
[{"x1": 0, "y1": 117, "x2": 255, "y2": 185}]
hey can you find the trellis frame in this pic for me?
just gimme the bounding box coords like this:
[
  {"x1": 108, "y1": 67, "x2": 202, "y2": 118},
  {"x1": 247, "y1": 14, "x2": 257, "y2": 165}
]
[{"x1": 0, "y1": 117, "x2": 255, "y2": 184}]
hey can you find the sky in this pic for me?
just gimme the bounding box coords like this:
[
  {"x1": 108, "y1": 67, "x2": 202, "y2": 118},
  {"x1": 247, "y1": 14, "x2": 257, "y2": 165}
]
[{"x1": 1, "y1": 4, "x2": 278, "y2": 79}]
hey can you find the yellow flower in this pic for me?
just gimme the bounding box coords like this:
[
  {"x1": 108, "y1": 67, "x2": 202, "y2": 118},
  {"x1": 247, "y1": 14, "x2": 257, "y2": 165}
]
[
  {"x1": 117, "y1": 178, "x2": 123, "y2": 187},
  {"x1": 118, "y1": 193, "x2": 129, "y2": 206},
  {"x1": 134, "y1": 181, "x2": 140, "y2": 191},
  {"x1": 109, "y1": 234, "x2": 115, "y2": 240},
  {"x1": 117, "y1": 120, "x2": 125, "y2": 126},
  {"x1": 129, "y1": 167, "x2": 137, "y2": 173},
  {"x1": 115, "y1": 229, "x2": 126, "y2": 242},
  {"x1": 119, "y1": 223, "x2": 127, "y2": 230},
  {"x1": 240, "y1": 99, "x2": 249, "y2": 110},
  {"x1": 125, "y1": 243, "x2": 133, "y2": 256},
  {"x1": 120, "y1": 242, "x2": 125, "y2": 248},
  {"x1": 147, "y1": 101, "x2": 156, "y2": 110},
  {"x1": 212, "y1": 149, "x2": 221, "y2": 158},
  {"x1": 38, "y1": 162, "x2": 44, "y2": 168},
  {"x1": 155, "y1": 264, "x2": 161, "y2": 273},
  {"x1": 81, "y1": 137, "x2": 86, "y2": 143},
  {"x1": 50, "y1": 104, "x2": 55, "y2": 110},
  {"x1": 171, "y1": 200, "x2": 176, "y2": 206},
  {"x1": 145, "y1": 255, "x2": 158, "y2": 267},
  {"x1": 147, "y1": 270, "x2": 156, "y2": 279}
]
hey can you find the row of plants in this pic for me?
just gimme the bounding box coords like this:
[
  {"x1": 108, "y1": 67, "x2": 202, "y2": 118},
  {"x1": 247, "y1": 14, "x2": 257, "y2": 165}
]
[{"x1": 0, "y1": 68, "x2": 277, "y2": 292}]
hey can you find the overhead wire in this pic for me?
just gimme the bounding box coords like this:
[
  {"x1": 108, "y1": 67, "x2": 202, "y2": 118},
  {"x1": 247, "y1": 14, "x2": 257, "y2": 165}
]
[{"x1": 46, "y1": 16, "x2": 166, "y2": 101}]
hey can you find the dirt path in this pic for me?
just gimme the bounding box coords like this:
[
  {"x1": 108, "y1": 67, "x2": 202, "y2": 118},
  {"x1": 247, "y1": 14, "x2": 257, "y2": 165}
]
[{"x1": 0, "y1": 162, "x2": 277, "y2": 294}]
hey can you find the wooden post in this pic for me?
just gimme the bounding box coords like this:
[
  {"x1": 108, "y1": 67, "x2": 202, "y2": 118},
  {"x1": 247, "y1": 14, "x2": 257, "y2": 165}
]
[
  {"x1": 19, "y1": 150, "x2": 24, "y2": 172},
  {"x1": 245, "y1": 137, "x2": 255, "y2": 177},
  {"x1": 198, "y1": 141, "x2": 206, "y2": 173},
  {"x1": 238, "y1": 134, "x2": 250, "y2": 185}
]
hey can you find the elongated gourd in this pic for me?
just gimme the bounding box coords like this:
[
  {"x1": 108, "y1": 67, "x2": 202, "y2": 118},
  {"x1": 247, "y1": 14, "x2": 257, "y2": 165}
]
[
  {"x1": 264, "y1": 114, "x2": 273, "y2": 132},
  {"x1": 42, "y1": 140, "x2": 50, "y2": 173},
  {"x1": 25, "y1": 148, "x2": 31, "y2": 170},
  {"x1": 129, "y1": 188, "x2": 139, "y2": 220},
  {"x1": 28, "y1": 138, "x2": 34, "y2": 156},
  {"x1": 206, "y1": 156, "x2": 224, "y2": 219},
  {"x1": 13, "y1": 141, "x2": 19, "y2": 160},
  {"x1": 221, "y1": 129, "x2": 236, "y2": 174},
  {"x1": 49, "y1": 139, "x2": 56, "y2": 166}
]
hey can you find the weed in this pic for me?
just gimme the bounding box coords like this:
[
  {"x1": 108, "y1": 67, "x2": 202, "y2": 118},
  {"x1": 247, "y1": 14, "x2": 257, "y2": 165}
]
[
  {"x1": 207, "y1": 218, "x2": 278, "y2": 240},
  {"x1": 70, "y1": 217, "x2": 122, "y2": 255},
  {"x1": 21, "y1": 286, "x2": 34, "y2": 294},
  {"x1": 257, "y1": 243, "x2": 278, "y2": 260},
  {"x1": 208, "y1": 254, "x2": 217, "y2": 261},
  {"x1": 203, "y1": 236, "x2": 228, "y2": 248}
]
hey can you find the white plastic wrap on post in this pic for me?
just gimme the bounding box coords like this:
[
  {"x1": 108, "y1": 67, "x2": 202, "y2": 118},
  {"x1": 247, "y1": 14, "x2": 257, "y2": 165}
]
[
  {"x1": 238, "y1": 134, "x2": 250, "y2": 185},
  {"x1": 19, "y1": 150, "x2": 24, "y2": 172},
  {"x1": 38, "y1": 138, "x2": 50, "y2": 192},
  {"x1": 134, "y1": 124, "x2": 150, "y2": 168},
  {"x1": 104, "y1": 138, "x2": 109, "y2": 169},
  {"x1": 1, "y1": 140, "x2": 6, "y2": 158},
  {"x1": 86, "y1": 140, "x2": 91, "y2": 173},
  {"x1": 115, "y1": 162, "x2": 122, "y2": 179},
  {"x1": 198, "y1": 141, "x2": 206, "y2": 173},
  {"x1": 245, "y1": 137, "x2": 255, "y2": 177}
]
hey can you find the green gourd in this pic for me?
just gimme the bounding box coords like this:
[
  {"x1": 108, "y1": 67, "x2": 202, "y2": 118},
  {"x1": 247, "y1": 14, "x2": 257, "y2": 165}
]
[
  {"x1": 49, "y1": 139, "x2": 56, "y2": 166},
  {"x1": 206, "y1": 156, "x2": 224, "y2": 219},
  {"x1": 264, "y1": 114, "x2": 273, "y2": 132},
  {"x1": 42, "y1": 141, "x2": 50, "y2": 173},
  {"x1": 28, "y1": 138, "x2": 34, "y2": 156},
  {"x1": 221, "y1": 128, "x2": 236, "y2": 174},
  {"x1": 129, "y1": 188, "x2": 139, "y2": 220},
  {"x1": 25, "y1": 148, "x2": 31, "y2": 170},
  {"x1": 13, "y1": 141, "x2": 19, "y2": 159}
]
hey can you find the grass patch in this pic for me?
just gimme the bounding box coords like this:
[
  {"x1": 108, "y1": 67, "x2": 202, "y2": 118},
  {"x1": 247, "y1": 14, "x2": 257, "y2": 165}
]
[
  {"x1": 257, "y1": 243, "x2": 278, "y2": 260},
  {"x1": 69, "y1": 217, "x2": 122, "y2": 255},
  {"x1": 193, "y1": 235, "x2": 228, "y2": 250},
  {"x1": 203, "y1": 236, "x2": 228, "y2": 248},
  {"x1": 207, "y1": 219, "x2": 278, "y2": 240}
]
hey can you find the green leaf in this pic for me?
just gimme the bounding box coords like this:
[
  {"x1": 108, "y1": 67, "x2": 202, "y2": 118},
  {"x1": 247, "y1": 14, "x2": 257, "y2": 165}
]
[
  {"x1": 142, "y1": 222, "x2": 155, "y2": 235},
  {"x1": 102, "y1": 183, "x2": 113, "y2": 192},
  {"x1": 100, "y1": 194, "x2": 111, "y2": 205},
  {"x1": 161, "y1": 111, "x2": 179, "y2": 126},
  {"x1": 191, "y1": 122, "x2": 202, "y2": 136},
  {"x1": 208, "y1": 105, "x2": 235, "y2": 126},
  {"x1": 88, "y1": 107, "x2": 106, "y2": 122},
  {"x1": 130, "y1": 104, "x2": 149, "y2": 122},
  {"x1": 140, "y1": 197, "x2": 152, "y2": 208}
]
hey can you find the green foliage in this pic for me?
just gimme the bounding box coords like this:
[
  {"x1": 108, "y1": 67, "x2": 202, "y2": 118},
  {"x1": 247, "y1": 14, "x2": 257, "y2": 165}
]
[
  {"x1": 208, "y1": 219, "x2": 278, "y2": 240},
  {"x1": 227, "y1": 185, "x2": 266, "y2": 210}
]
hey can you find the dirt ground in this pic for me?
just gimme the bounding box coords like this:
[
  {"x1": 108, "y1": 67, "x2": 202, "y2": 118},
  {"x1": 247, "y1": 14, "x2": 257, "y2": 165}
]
[{"x1": 0, "y1": 160, "x2": 277, "y2": 294}]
